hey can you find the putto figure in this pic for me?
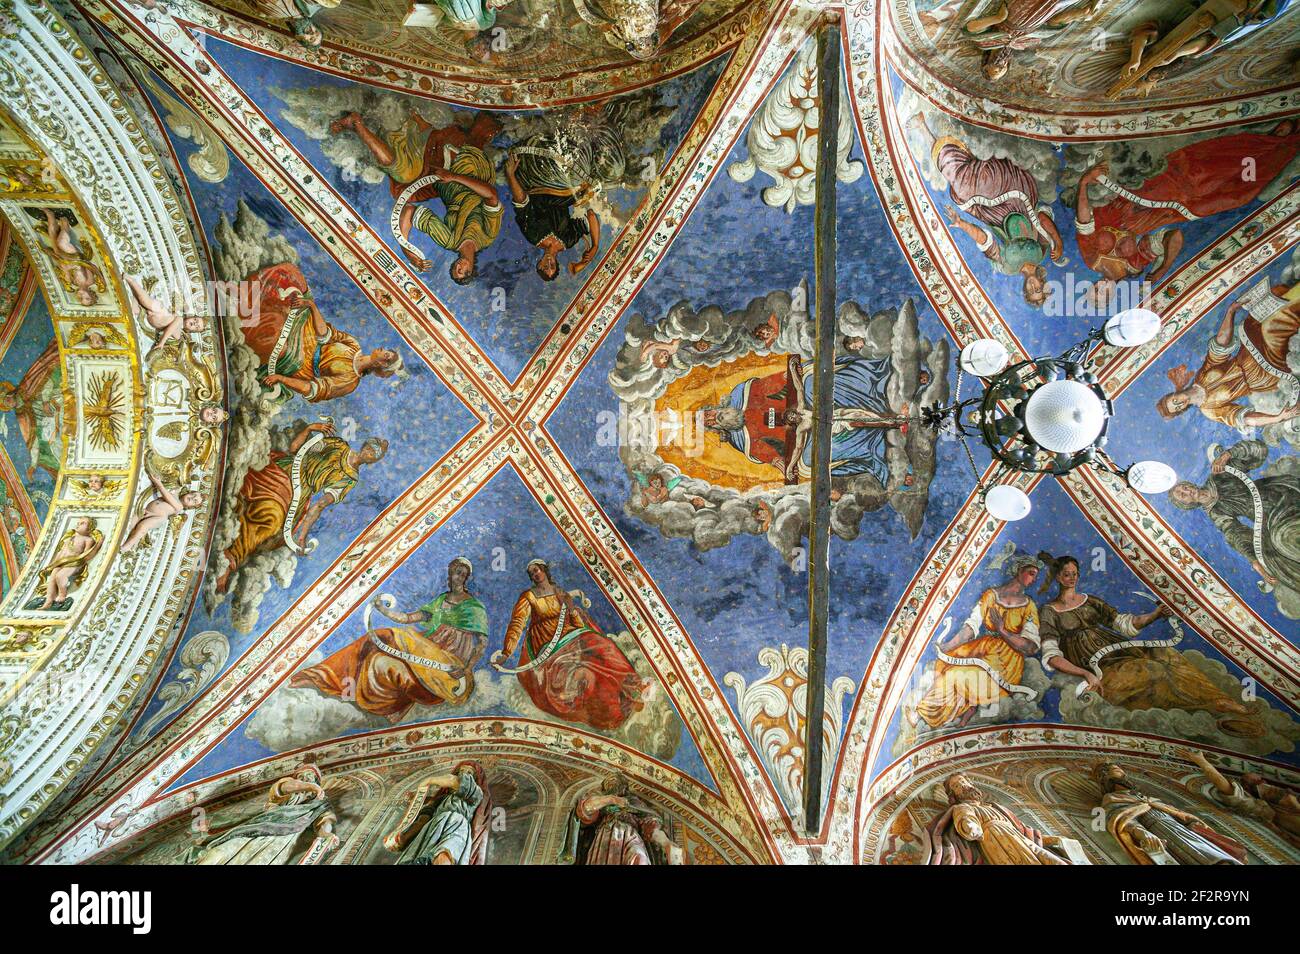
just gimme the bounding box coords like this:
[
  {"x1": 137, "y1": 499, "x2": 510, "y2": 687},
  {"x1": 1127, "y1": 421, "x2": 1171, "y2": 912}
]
[
  {"x1": 26, "y1": 516, "x2": 102, "y2": 611},
  {"x1": 119, "y1": 469, "x2": 205, "y2": 553},
  {"x1": 31, "y1": 207, "x2": 106, "y2": 307},
  {"x1": 125, "y1": 274, "x2": 206, "y2": 352}
]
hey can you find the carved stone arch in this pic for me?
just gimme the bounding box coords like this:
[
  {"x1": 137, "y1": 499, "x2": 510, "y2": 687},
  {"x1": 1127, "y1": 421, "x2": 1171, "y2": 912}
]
[
  {"x1": 338, "y1": 766, "x2": 437, "y2": 865},
  {"x1": 1032, "y1": 763, "x2": 1127, "y2": 865},
  {"x1": 487, "y1": 759, "x2": 559, "y2": 865},
  {"x1": 0, "y1": 0, "x2": 222, "y2": 849}
]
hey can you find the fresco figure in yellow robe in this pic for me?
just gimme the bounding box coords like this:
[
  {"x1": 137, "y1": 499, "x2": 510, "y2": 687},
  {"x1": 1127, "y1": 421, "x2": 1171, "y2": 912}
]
[
  {"x1": 1158, "y1": 289, "x2": 1300, "y2": 430},
  {"x1": 908, "y1": 555, "x2": 1041, "y2": 729},
  {"x1": 241, "y1": 262, "x2": 402, "y2": 405},
  {"x1": 291, "y1": 557, "x2": 489, "y2": 721},
  {"x1": 329, "y1": 110, "x2": 503, "y2": 285},
  {"x1": 216, "y1": 422, "x2": 387, "y2": 593}
]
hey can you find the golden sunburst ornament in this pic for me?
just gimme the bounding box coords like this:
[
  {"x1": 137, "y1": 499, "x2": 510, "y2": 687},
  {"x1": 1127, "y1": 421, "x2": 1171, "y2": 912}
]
[{"x1": 84, "y1": 370, "x2": 125, "y2": 452}]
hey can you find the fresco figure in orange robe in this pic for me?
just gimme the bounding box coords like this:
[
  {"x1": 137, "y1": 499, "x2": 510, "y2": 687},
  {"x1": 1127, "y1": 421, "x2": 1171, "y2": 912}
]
[
  {"x1": 291, "y1": 557, "x2": 489, "y2": 721},
  {"x1": 492, "y1": 559, "x2": 646, "y2": 730},
  {"x1": 1157, "y1": 288, "x2": 1300, "y2": 429}
]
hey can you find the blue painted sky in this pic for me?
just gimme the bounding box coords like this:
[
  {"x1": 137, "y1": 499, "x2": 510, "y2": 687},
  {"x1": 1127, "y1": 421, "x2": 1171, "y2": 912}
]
[
  {"x1": 828, "y1": 129, "x2": 990, "y2": 695},
  {"x1": 129, "y1": 69, "x2": 479, "y2": 746},
  {"x1": 167, "y1": 464, "x2": 712, "y2": 793},
  {"x1": 548, "y1": 96, "x2": 819, "y2": 709},
  {"x1": 205, "y1": 37, "x2": 727, "y2": 381},
  {"x1": 549, "y1": 79, "x2": 983, "y2": 750},
  {"x1": 871, "y1": 479, "x2": 1300, "y2": 777}
]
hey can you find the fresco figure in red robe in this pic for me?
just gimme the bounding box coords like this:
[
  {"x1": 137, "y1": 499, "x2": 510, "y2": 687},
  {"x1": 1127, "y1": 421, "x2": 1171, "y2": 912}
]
[
  {"x1": 239, "y1": 261, "x2": 401, "y2": 404},
  {"x1": 702, "y1": 354, "x2": 901, "y2": 487},
  {"x1": 1074, "y1": 121, "x2": 1300, "y2": 306},
  {"x1": 491, "y1": 559, "x2": 646, "y2": 730},
  {"x1": 700, "y1": 361, "x2": 800, "y2": 475}
]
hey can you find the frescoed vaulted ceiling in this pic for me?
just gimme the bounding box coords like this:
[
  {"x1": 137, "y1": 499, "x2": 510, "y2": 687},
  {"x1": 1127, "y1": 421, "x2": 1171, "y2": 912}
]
[{"x1": 1, "y1": 0, "x2": 1299, "y2": 866}]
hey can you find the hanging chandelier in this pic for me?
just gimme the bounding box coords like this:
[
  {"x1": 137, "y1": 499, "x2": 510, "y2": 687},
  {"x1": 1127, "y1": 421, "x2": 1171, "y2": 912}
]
[{"x1": 919, "y1": 309, "x2": 1176, "y2": 521}]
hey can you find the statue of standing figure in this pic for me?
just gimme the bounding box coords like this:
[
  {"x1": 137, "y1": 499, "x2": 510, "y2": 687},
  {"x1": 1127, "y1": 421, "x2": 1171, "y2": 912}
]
[
  {"x1": 385, "y1": 761, "x2": 493, "y2": 865},
  {"x1": 188, "y1": 764, "x2": 338, "y2": 865},
  {"x1": 924, "y1": 773, "x2": 1082, "y2": 864},
  {"x1": 558, "y1": 773, "x2": 685, "y2": 865},
  {"x1": 1093, "y1": 762, "x2": 1247, "y2": 864},
  {"x1": 1182, "y1": 748, "x2": 1300, "y2": 851}
]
